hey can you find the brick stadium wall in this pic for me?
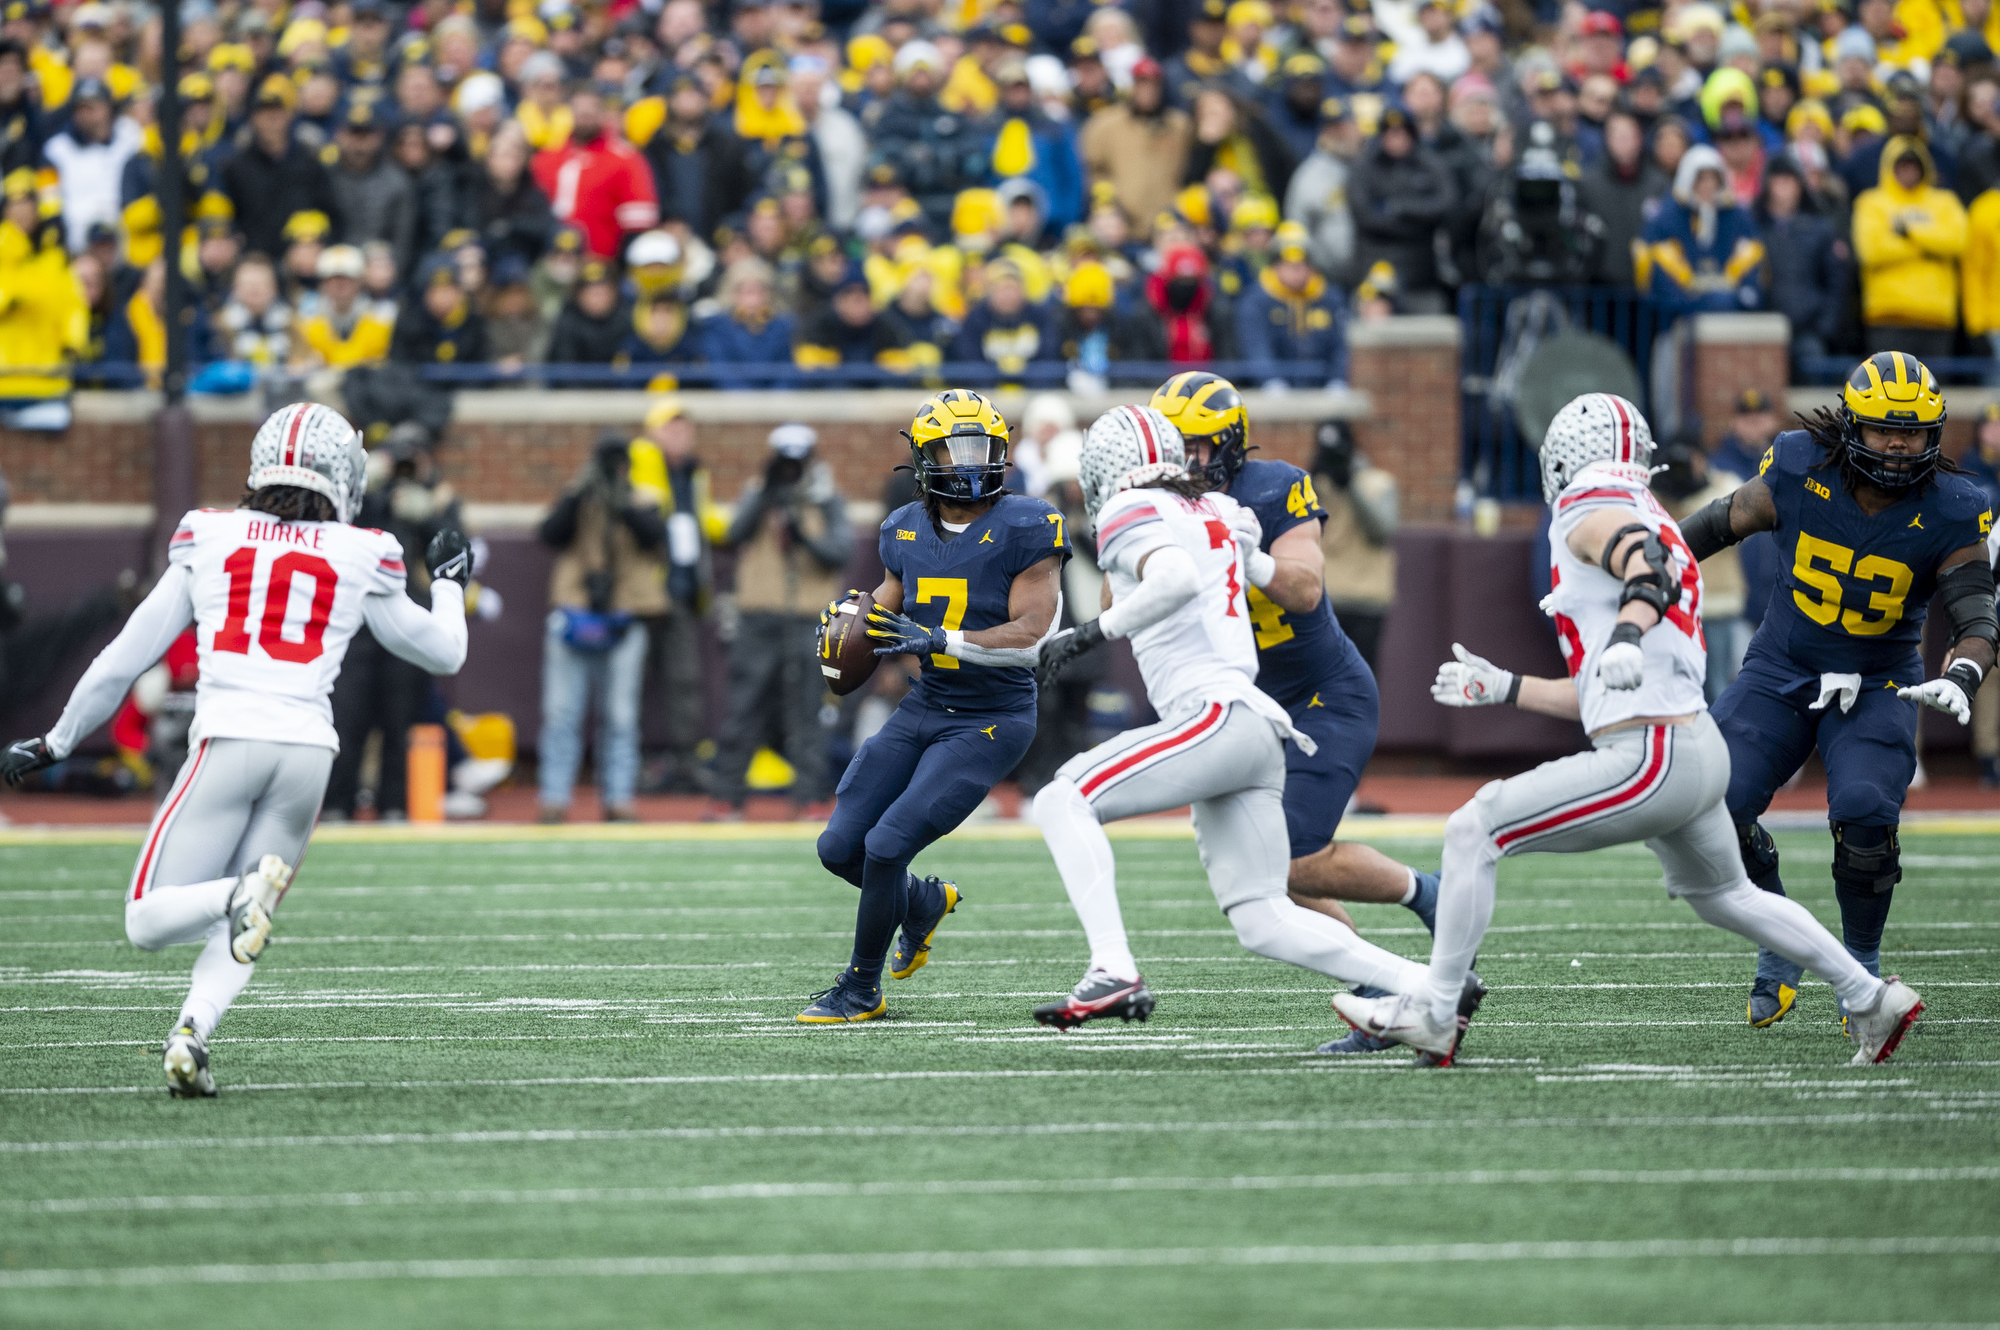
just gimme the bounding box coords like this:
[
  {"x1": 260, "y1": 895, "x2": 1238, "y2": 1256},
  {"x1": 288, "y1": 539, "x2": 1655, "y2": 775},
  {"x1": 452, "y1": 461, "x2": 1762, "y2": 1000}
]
[
  {"x1": 1347, "y1": 317, "x2": 1462, "y2": 522},
  {"x1": 1692, "y1": 314, "x2": 1790, "y2": 450}
]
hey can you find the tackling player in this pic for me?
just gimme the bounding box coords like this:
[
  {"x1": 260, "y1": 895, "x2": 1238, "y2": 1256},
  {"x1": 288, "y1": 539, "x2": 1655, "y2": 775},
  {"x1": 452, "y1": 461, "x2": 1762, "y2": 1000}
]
[
  {"x1": 1029, "y1": 405, "x2": 1432, "y2": 1027},
  {"x1": 1333, "y1": 393, "x2": 1921, "y2": 1067},
  {"x1": 800, "y1": 391, "x2": 1067, "y2": 1023},
  {"x1": 0, "y1": 402, "x2": 470, "y2": 1096},
  {"x1": 1680, "y1": 353, "x2": 1997, "y2": 1028},
  {"x1": 1149, "y1": 371, "x2": 1439, "y2": 1054}
]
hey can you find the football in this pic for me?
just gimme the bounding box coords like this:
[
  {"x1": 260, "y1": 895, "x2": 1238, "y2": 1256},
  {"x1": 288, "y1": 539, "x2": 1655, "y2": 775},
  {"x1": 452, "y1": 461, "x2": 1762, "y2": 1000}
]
[{"x1": 820, "y1": 589, "x2": 879, "y2": 696}]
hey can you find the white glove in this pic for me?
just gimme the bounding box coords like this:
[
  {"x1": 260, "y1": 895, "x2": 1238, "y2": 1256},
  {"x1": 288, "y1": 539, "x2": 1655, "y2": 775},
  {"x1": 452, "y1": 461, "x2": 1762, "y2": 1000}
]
[
  {"x1": 1899, "y1": 676, "x2": 1972, "y2": 724},
  {"x1": 1809, "y1": 672, "x2": 1863, "y2": 714},
  {"x1": 1432, "y1": 643, "x2": 1515, "y2": 707},
  {"x1": 1229, "y1": 509, "x2": 1275, "y2": 587},
  {"x1": 1598, "y1": 640, "x2": 1645, "y2": 690}
]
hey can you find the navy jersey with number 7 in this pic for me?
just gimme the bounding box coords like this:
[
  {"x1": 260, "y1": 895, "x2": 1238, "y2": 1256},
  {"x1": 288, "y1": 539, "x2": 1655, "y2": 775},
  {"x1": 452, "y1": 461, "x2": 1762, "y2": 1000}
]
[
  {"x1": 1748, "y1": 431, "x2": 1993, "y2": 683},
  {"x1": 879, "y1": 491, "x2": 1071, "y2": 712}
]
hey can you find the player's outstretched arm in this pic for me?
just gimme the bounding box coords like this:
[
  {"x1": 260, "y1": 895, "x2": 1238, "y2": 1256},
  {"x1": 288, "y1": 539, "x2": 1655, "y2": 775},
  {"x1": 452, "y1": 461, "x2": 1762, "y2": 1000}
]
[
  {"x1": 1680, "y1": 476, "x2": 1778, "y2": 562},
  {"x1": 1430, "y1": 643, "x2": 1582, "y2": 720},
  {"x1": 13, "y1": 564, "x2": 198, "y2": 776},
  {"x1": 948, "y1": 554, "x2": 1062, "y2": 666},
  {"x1": 1898, "y1": 542, "x2": 1999, "y2": 724},
  {"x1": 1258, "y1": 522, "x2": 1325, "y2": 614},
  {"x1": 1038, "y1": 545, "x2": 1200, "y2": 686},
  {"x1": 364, "y1": 531, "x2": 470, "y2": 675}
]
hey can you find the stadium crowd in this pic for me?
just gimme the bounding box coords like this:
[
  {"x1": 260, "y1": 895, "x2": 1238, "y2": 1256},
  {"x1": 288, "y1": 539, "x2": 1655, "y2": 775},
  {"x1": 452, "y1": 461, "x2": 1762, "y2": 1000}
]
[{"x1": 8, "y1": 0, "x2": 2000, "y2": 403}]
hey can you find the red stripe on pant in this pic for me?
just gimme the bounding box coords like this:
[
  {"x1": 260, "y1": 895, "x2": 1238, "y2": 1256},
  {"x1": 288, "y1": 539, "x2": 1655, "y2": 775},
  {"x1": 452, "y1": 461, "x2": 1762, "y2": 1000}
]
[
  {"x1": 1078, "y1": 702, "x2": 1225, "y2": 801},
  {"x1": 1493, "y1": 725, "x2": 1669, "y2": 851},
  {"x1": 131, "y1": 738, "x2": 210, "y2": 902}
]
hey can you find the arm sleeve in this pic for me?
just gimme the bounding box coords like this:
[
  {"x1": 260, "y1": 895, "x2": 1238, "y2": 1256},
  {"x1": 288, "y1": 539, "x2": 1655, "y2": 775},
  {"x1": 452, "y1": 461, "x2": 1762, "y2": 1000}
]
[
  {"x1": 944, "y1": 591, "x2": 1064, "y2": 668},
  {"x1": 45, "y1": 563, "x2": 196, "y2": 759},
  {"x1": 364, "y1": 581, "x2": 468, "y2": 675},
  {"x1": 1097, "y1": 543, "x2": 1200, "y2": 640}
]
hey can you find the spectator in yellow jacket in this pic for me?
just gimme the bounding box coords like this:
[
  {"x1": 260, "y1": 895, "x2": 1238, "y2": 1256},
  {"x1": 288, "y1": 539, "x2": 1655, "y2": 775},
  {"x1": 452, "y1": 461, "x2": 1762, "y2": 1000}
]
[
  {"x1": 294, "y1": 244, "x2": 392, "y2": 370},
  {"x1": 0, "y1": 183, "x2": 88, "y2": 419},
  {"x1": 1852, "y1": 136, "x2": 1967, "y2": 360},
  {"x1": 1964, "y1": 186, "x2": 2000, "y2": 359}
]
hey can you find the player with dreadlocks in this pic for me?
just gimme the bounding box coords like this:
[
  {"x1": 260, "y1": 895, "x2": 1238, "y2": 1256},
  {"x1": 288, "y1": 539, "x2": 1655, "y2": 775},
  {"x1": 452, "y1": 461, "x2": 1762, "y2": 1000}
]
[
  {"x1": 1682, "y1": 352, "x2": 1997, "y2": 1031},
  {"x1": 798, "y1": 390, "x2": 1069, "y2": 1022}
]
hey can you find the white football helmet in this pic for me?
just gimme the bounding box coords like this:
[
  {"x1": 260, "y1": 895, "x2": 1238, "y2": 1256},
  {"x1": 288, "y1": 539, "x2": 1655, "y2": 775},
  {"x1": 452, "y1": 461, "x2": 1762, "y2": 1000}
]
[
  {"x1": 1079, "y1": 404, "x2": 1187, "y2": 520},
  {"x1": 1538, "y1": 392, "x2": 1654, "y2": 505},
  {"x1": 247, "y1": 402, "x2": 367, "y2": 521}
]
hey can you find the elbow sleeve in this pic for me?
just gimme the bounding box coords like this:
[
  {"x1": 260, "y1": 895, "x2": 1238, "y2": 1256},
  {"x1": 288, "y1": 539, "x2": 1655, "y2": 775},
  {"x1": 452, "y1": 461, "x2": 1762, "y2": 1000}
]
[
  {"x1": 1940, "y1": 559, "x2": 1999, "y2": 651},
  {"x1": 1678, "y1": 495, "x2": 1741, "y2": 563}
]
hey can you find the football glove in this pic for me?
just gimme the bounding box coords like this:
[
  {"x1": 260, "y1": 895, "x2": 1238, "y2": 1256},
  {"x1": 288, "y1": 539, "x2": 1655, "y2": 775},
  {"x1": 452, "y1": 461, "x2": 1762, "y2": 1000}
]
[
  {"x1": 1038, "y1": 620, "x2": 1106, "y2": 688},
  {"x1": 1899, "y1": 661, "x2": 1981, "y2": 725},
  {"x1": 1, "y1": 735, "x2": 57, "y2": 787},
  {"x1": 1431, "y1": 643, "x2": 1515, "y2": 708},
  {"x1": 426, "y1": 529, "x2": 472, "y2": 588},
  {"x1": 866, "y1": 605, "x2": 946, "y2": 658},
  {"x1": 1595, "y1": 622, "x2": 1646, "y2": 690},
  {"x1": 1809, "y1": 672, "x2": 1863, "y2": 715}
]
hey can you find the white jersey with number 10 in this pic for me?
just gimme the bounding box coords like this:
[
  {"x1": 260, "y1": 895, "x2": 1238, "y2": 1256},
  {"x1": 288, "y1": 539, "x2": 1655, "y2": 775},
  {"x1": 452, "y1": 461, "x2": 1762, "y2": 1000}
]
[{"x1": 170, "y1": 507, "x2": 409, "y2": 751}]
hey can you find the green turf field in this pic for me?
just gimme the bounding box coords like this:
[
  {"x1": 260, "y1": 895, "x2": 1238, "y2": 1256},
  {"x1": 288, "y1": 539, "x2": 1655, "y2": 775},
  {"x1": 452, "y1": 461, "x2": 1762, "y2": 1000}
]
[{"x1": 1, "y1": 825, "x2": 1995, "y2": 1329}]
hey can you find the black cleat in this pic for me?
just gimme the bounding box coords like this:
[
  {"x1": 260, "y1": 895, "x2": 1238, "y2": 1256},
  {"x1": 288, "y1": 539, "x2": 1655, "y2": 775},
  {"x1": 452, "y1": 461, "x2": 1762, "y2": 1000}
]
[{"x1": 1033, "y1": 968, "x2": 1156, "y2": 1030}]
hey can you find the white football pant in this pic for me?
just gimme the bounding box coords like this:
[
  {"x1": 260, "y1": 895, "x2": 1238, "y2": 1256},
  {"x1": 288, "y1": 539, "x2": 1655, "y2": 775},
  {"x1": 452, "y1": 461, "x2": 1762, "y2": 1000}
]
[
  {"x1": 1422, "y1": 711, "x2": 1883, "y2": 1027},
  {"x1": 1035, "y1": 699, "x2": 1426, "y2": 992},
  {"x1": 125, "y1": 737, "x2": 331, "y2": 1039}
]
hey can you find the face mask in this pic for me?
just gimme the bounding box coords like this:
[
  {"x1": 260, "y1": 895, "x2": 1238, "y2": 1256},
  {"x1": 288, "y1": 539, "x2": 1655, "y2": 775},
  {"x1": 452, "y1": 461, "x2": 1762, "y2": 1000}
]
[{"x1": 1165, "y1": 276, "x2": 1200, "y2": 311}]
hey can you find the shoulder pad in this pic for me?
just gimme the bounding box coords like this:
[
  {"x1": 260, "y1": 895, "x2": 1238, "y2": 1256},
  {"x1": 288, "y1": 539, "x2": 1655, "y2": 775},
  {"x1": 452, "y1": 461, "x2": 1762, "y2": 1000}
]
[
  {"x1": 882, "y1": 500, "x2": 924, "y2": 530},
  {"x1": 1762, "y1": 430, "x2": 1819, "y2": 478},
  {"x1": 1231, "y1": 457, "x2": 1304, "y2": 502},
  {"x1": 997, "y1": 493, "x2": 1062, "y2": 527},
  {"x1": 1935, "y1": 470, "x2": 1997, "y2": 520}
]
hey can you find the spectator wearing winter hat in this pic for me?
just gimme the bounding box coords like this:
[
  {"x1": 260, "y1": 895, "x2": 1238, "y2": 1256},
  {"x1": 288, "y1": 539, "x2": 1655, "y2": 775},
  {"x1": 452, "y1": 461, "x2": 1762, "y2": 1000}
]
[
  {"x1": 951, "y1": 257, "x2": 1057, "y2": 375},
  {"x1": 1284, "y1": 95, "x2": 1360, "y2": 278},
  {"x1": 696, "y1": 257, "x2": 796, "y2": 383},
  {"x1": 794, "y1": 262, "x2": 913, "y2": 372},
  {"x1": 532, "y1": 84, "x2": 659, "y2": 259},
  {"x1": 641, "y1": 72, "x2": 753, "y2": 243},
  {"x1": 43, "y1": 75, "x2": 140, "y2": 252},
  {"x1": 874, "y1": 40, "x2": 990, "y2": 232},
  {"x1": 1854, "y1": 135, "x2": 1965, "y2": 360},
  {"x1": 1235, "y1": 221, "x2": 1348, "y2": 388},
  {"x1": 1055, "y1": 259, "x2": 1165, "y2": 381},
  {"x1": 1080, "y1": 57, "x2": 1191, "y2": 238},
  {"x1": 547, "y1": 257, "x2": 631, "y2": 371},
  {"x1": 222, "y1": 75, "x2": 339, "y2": 261},
  {"x1": 329, "y1": 100, "x2": 416, "y2": 275},
  {"x1": 1146, "y1": 243, "x2": 1221, "y2": 362},
  {"x1": 1346, "y1": 105, "x2": 1456, "y2": 310},
  {"x1": 1638, "y1": 142, "x2": 1766, "y2": 310},
  {"x1": 987, "y1": 53, "x2": 1084, "y2": 232},
  {"x1": 1756, "y1": 155, "x2": 1847, "y2": 372},
  {"x1": 295, "y1": 244, "x2": 393, "y2": 370},
  {"x1": 1389, "y1": 0, "x2": 1471, "y2": 84},
  {"x1": 464, "y1": 119, "x2": 557, "y2": 274},
  {"x1": 391, "y1": 253, "x2": 489, "y2": 366}
]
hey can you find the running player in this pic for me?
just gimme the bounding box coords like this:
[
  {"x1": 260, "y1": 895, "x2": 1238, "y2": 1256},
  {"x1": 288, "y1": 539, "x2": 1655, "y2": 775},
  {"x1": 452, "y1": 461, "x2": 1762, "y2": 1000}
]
[
  {"x1": 1680, "y1": 352, "x2": 1996, "y2": 1028},
  {"x1": 1029, "y1": 404, "x2": 1433, "y2": 1027},
  {"x1": 0, "y1": 402, "x2": 470, "y2": 1096},
  {"x1": 1332, "y1": 393, "x2": 1922, "y2": 1067},
  {"x1": 1150, "y1": 370, "x2": 1439, "y2": 1053},
  {"x1": 800, "y1": 390, "x2": 1067, "y2": 1023}
]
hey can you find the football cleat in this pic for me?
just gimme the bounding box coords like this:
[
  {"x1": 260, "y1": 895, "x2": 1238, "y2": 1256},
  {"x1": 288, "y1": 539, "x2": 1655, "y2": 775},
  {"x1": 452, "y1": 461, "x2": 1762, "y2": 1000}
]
[
  {"x1": 1033, "y1": 968, "x2": 1155, "y2": 1030},
  {"x1": 1848, "y1": 976, "x2": 1924, "y2": 1065},
  {"x1": 1330, "y1": 974, "x2": 1486, "y2": 1067},
  {"x1": 162, "y1": 1021, "x2": 216, "y2": 1098},
  {"x1": 1406, "y1": 870, "x2": 1440, "y2": 934},
  {"x1": 1748, "y1": 977, "x2": 1797, "y2": 1028},
  {"x1": 227, "y1": 854, "x2": 293, "y2": 964},
  {"x1": 797, "y1": 971, "x2": 887, "y2": 1024},
  {"x1": 889, "y1": 877, "x2": 960, "y2": 980},
  {"x1": 1314, "y1": 1027, "x2": 1398, "y2": 1054}
]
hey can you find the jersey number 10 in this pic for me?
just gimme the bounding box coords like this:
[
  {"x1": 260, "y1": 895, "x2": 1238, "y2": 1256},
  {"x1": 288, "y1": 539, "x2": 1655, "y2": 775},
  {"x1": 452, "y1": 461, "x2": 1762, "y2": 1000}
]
[{"x1": 214, "y1": 547, "x2": 339, "y2": 664}]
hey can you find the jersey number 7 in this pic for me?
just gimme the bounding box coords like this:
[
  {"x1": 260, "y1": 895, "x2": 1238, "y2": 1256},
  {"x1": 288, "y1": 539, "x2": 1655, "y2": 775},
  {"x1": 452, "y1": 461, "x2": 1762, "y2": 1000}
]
[
  {"x1": 1202, "y1": 520, "x2": 1242, "y2": 616},
  {"x1": 214, "y1": 547, "x2": 339, "y2": 663}
]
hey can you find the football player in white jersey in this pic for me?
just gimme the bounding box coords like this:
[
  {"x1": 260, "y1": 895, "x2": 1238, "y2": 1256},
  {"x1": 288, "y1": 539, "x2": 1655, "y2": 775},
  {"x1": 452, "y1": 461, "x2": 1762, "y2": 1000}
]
[
  {"x1": 1029, "y1": 405, "x2": 1436, "y2": 1027},
  {"x1": 1331, "y1": 393, "x2": 1924, "y2": 1067},
  {"x1": 0, "y1": 402, "x2": 470, "y2": 1096}
]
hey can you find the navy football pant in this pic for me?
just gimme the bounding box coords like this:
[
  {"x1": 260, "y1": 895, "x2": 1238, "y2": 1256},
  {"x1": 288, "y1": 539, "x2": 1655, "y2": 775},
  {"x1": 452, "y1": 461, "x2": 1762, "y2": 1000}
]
[
  {"x1": 818, "y1": 695, "x2": 1035, "y2": 985},
  {"x1": 1276, "y1": 643, "x2": 1380, "y2": 862},
  {"x1": 1711, "y1": 654, "x2": 1919, "y2": 991}
]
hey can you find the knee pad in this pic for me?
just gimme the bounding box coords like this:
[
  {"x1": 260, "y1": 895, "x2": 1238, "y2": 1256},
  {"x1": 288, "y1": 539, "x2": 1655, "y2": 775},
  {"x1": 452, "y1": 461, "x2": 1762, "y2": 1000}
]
[
  {"x1": 1831, "y1": 822, "x2": 1900, "y2": 895},
  {"x1": 123, "y1": 903, "x2": 168, "y2": 952},
  {"x1": 816, "y1": 830, "x2": 865, "y2": 888},
  {"x1": 1443, "y1": 800, "x2": 1498, "y2": 864},
  {"x1": 1736, "y1": 822, "x2": 1783, "y2": 893},
  {"x1": 1225, "y1": 898, "x2": 1286, "y2": 960},
  {"x1": 1032, "y1": 777, "x2": 1093, "y2": 830}
]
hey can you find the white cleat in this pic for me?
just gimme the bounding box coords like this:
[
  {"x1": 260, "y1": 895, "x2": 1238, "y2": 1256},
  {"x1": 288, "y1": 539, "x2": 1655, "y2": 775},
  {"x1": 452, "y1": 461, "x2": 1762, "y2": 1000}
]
[
  {"x1": 1848, "y1": 976, "x2": 1925, "y2": 1065},
  {"x1": 1331, "y1": 990, "x2": 1460, "y2": 1063},
  {"x1": 227, "y1": 854, "x2": 293, "y2": 964},
  {"x1": 163, "y1": 1021, "x2": 216, "y2": 1098}
]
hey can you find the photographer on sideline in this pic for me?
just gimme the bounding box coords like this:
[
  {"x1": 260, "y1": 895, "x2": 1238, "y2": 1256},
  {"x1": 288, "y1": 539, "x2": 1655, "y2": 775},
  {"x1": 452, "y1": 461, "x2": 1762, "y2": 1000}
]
[
  {"x1": 538, "y1": 431, "x2": 668, "y2": 824},
  {"x1": 1312, "y1": 419, "x2": 1398, "y2": 673},
  {"x1": 709, "y1": 423, "x2": 850, "y2": 820}
]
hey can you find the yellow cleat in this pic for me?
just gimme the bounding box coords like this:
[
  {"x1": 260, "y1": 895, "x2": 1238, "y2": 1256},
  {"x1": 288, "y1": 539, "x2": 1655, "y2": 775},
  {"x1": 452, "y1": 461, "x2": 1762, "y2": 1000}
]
[
  {"x1": 1748, "y1": 980, "x2": 1796, "y2": 1028},
  {"x1": 889, "y1": 878, "x2": 960, "y2": 980},
  {"x1": 797, "y1": 973, "x2": 887, "y2": 1023}
]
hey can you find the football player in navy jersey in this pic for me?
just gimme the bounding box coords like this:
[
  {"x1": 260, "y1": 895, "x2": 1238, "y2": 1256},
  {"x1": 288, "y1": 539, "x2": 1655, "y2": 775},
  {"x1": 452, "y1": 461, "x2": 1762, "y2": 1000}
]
[
  {"x1": 1683, "y1": 353, "x2": 1998, "y2": 1028},
  {"x1": 800, "y1": 391, "x2": 1070, "y2": 1023},
  {"x1": 1149, "y1": 371, "x2": 1441, "y2": 1053}
]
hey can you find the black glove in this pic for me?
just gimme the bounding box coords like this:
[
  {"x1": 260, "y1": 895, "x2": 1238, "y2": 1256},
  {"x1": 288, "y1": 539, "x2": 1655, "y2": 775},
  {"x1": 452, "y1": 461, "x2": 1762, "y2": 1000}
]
[
  {"x1": 1, "y1": 735, "x2": 56, "y2": 787},
  {"x1": 426, "y1": 529, "x2": 472, "y2": 588},
  {"x1": 1036, "y1": 620, "x2": 1106, "y2": 689}
]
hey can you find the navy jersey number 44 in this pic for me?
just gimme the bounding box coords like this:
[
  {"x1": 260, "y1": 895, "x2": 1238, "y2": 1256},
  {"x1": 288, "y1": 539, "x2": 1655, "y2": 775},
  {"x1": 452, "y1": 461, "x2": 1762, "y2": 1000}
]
[
  {"x1": 1227, "y1": 458, "x2": 1355, "y2": 707},
  {"x1": 879, "y1": 492, "x2": 1070, "y2": 711},
  {"x1": 1749, "y1": 431, "x2": 1994, "y2": 680}
]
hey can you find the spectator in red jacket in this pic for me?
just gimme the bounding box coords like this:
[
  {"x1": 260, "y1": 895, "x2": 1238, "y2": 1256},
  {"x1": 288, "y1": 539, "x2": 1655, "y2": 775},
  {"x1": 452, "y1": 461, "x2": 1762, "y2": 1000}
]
[
  {"x1": 1145, "y1": 244, "x2": 1220, "y2": 362},
  {"x1": 532, "y1": 86, "x2": 659, "y2": 259}
]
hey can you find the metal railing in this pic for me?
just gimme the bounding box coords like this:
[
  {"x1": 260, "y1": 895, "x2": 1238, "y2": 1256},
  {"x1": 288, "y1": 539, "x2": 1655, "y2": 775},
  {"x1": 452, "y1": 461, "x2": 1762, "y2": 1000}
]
[
  {"x1": 1458, "y1": 286, "x2": 1689, "y2": 502},
  {"x1": 1797, "y1": 354, "x2": 1997, "y2": 386}
]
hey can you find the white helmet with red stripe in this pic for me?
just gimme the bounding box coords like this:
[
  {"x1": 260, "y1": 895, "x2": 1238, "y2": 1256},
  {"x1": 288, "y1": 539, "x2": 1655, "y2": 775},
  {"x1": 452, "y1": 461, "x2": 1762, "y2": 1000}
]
[
  {"x1": 1079, "y1": 404, "x2": 1187, "y2": 520},
  {"x1": 1538, "y1": 392, "x2": 1654, "y2": 505},
  {"x1": 247, "y1": 402, "x2": 367, "y2": 521}
]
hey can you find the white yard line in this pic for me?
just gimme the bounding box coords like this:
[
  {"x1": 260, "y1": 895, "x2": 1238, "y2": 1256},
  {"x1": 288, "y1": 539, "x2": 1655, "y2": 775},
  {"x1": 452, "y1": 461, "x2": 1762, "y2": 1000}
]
[
  {"x1": 12, "y1": 1167, "x2": 1995, "y2": 1216},
  {"x1": 3, "y1": 1236, "x2": 1997, "y2": 1289}
]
